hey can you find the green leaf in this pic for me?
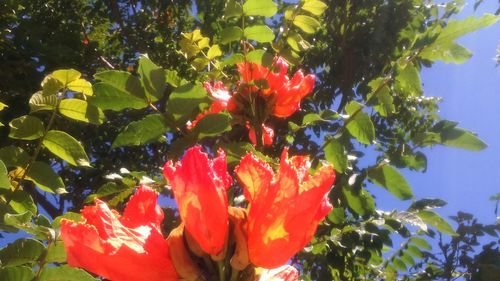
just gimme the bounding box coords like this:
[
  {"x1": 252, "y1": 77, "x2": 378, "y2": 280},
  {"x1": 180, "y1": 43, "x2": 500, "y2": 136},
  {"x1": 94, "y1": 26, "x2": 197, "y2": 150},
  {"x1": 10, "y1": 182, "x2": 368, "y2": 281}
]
[
  {"x1": 51, "y1": 69, "x2": 81, "y2": 86},
  {"x1": 41, "y1": 76, "x2": 63, "y2": 96},
  {"x1": 323, "y1": 138, "x2": 347, "y2": 173},
  {"x1": 7, "y1": 190, "x2": 36, "y2": 214},
  {"x1": 220, "y1": 26, "x2": 243, "y2": 44},
  {"x1": 395, "y1": 63, "x2": 422, "y2": 97},
  {"x1": 0, "y1": 238, "x2": 45, "y2": 267},
  {"x1": 165, "y1": 83, "x2": 210, "y2": 124},
  {"x1": 420, "y1": 42, "x2": 472, "y2": 64},
  {"x1": 368, "y1": 164, "x2": 413, "y2": 200},
  {"x1": 327, "y1": 208, "x2": 346, "y2": 225},
  {"x1": 52, "y1": 212, "x2": 82, "y2": 228},
  {"x1": 58, "y1": 99, "x2": 105, "y2": 125},
  {"x1": 207, "y1": 44, "x2": 222, "y2": 59},
  {"x1": 223, "y1": 53, "x2": 245, "y2": 66},
  {"x1": 94, "y1": 70, "x2": 146, "y2": 99},
  {"x1": 243, "y1": 0, "x2": 277, "y2": 17},
  {"x1": 417, "y1": 210, "x2": 457, "y2": 235},
  {"x1": 409, "y1": 237, "x2": 432, "y2": 250},
  {"x1": 165, "y1": 69, "x2": 185, "y2": 87},
  {"x1": 45, "y1": 240, "x2": 66, "y2": 263},
  {"x1": 29, "y1": 92, "x2": 57, "y2": 112},
  {"x1": 244, "y1": 25, "x2": 275, "y2": 43},
  {"x1": 301, "y1": 0, "x2": 328, "y2": 16},
  {"x1": 225, "y1": 0, "x2": 243, "y2": 18},
  {"x1": 112, "y1": 114, "x2": 170, "y2": 148},
  {"x1": 421, "y1": 14, "x2": 499, "y2": 63},
  {"x1": 4, "y1": 212, "x2": 54, "y2": 240},
  {"x1": 344, "y1": 101, "x2": 375, "y2": 145},
  {"x1": 286, "y1": 32, "x2": 311, "y2": 52},
  {"x1": 400, "y1": 253, "x2": 416, "y2": 267},
  {"x1": 91, "y1": 83, "x2": 149, "y2": 111},
  {"x1": 43, "y1": 130, "x2": 90, "y2": 167},
  {"x1": 293, "y1": 15, "x2": 321, "y2": 34},
  {"x1": 191, "y1": 112, "x2": 232, "y2": 139},
  {"x1": 343, "y1": 186, "x2": 375, "y2": 216},
  {"x1": 40, "y1": 265, "x2": 98, "y2": 281},
  {"x1": 67, "y1": 79, "x2": 93, "y2": 96},
  {"x1": 0, "y1": 160, "x2": 11, "y2": 189},
  {"x1": 441, "y1": 127, "x2": 487, "y2": 151},
  {"x1": 138, "y1": 55, "x2": 166, "y2": 101},
  {"x1": 392, "y1": 258, "x2": 407, "y2": 271},
  {"x1": 8, "y1": 115, "x2": 45, "y2": 140},
  {"x1": 0, "y1": 146, "x2": 30, "y2": 168},
  {"x1": 0, "y1": 101, "x2": 7, "y2": 111},
  {"x1": 367, "y1": 79, "x2": 394, "y2": 117},
  {"x1": 0, "y1": 266, "x2": 35, "y2": 281},
  {"x1": 246, "y1": 49, "x2": 274, "y2": 67},
  {"x1": 26, "y1": 161, "x2": 66, "y2": 194},
  {"x1": 406, "y1": 245, "x2": 423, "y2": 259}
]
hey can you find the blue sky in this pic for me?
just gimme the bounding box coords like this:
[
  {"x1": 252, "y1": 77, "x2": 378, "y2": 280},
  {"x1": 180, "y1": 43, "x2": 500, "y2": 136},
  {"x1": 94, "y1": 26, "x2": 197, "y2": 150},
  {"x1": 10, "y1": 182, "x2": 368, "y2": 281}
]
[{"x1": 369, "y1": 1, "x2": 500, "y2": 225}]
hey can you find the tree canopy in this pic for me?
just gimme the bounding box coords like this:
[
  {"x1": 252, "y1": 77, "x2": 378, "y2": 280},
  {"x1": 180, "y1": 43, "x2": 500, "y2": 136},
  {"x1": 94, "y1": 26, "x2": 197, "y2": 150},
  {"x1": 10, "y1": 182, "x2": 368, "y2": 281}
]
[{"x1": 0, "y1": 0, "x2": 499, "y2": 280}]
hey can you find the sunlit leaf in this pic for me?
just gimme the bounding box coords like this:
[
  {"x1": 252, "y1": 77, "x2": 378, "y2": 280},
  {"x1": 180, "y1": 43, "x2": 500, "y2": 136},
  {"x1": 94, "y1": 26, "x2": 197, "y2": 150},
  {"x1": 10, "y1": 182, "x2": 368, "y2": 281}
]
[
  {"x1": 417, "y1": 210, "x2": 457, "y2": 235},
  {"x1": 94, "y1": 70, "x2": 146, "y2": 99},
  {"x1": 26, "y1": 161, "x2": 67, "y2": 194},
  {"x1": 91, "y1": 83, "x2": 149, "y2": 111},
  {"x1": 40, "y1": 265, "x2": 98, "y2": 281},
  {"x1": 368, "y1": 164, "x2": 413, "y2": 200},
  {"x1": 324, "y1": 138, "x2": 347, "y2": 173},
  {"x1": 112, "y1": 114, "x2": 170, "y2": 148},
  {"x1": 165, "y1": 83, "x2": 210, "y2": 124},
  {"x1": 8, "y1": 115, "x2": 45, "y2": 140},
  {"x1": 207, "y1": 44, "x2": 222, "y2": 59},
  {"x1": 0, "y1": 238, "x2": 45, "y2": 267},
  {"x1": 220, "y1": 26, "x2": 243, "y2": 44},
  {"x1": 344, "y1": 101, "x2": 375, "y2": 145},
  {"x1": 0, "y1": 266, "x2": 35, "y2": 281},
  {"x1": 67, "y1": 78, "x2": 93, "y2": 96},
  {"x1": 243, "y1": 0, "x2": 277, "y2": 17},
  {"x1": 138, "y1": 55, "x2": 166, "y2": 101},
  {"x1": 43, "y1": 130, "x2": 90, "y2": 167},
  {"x1": 244, "y1": 25, "x2": 275, "y2": 43},
  {"x1": 51, "y1": 69, "x2": 81, "y2": 86},
  {"x1": 293, "y1": 15, "x2": 321, "y2": 34},
  {"x1": 59, "y1": 99, "x2": 105, "y2": 124},
  {"x1": 225, "y1": 0, "x2": 243, "y2": 18},
  {"x1": 301, "y1": 0, "x2": 328, "y2": 16},
  {"x1": 29, "y1": 92, "x2": 57, "y2": 112}
]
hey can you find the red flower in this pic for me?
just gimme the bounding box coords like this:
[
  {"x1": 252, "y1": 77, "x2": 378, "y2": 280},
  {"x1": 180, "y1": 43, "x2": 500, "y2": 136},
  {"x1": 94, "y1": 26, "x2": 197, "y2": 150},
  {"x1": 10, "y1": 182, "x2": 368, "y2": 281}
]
[
  {"x1": 237, "y1": 57, "x2": 315, "y2": 118},
  {"x1": 163, "y1": 146, "x2": 231, "y2": 256},
  {"x1": 235, "y1": 148, "x2": 335, "y2": 268},
  {"x1": 247, "y1": 123, "x2": 275, "y2": 146},
  {"x1": 60, "y1": 186, "x2": 178, "y2": 281},
  {"x1": 256, "y1": 265, "x2": 299, "y2": 281}
]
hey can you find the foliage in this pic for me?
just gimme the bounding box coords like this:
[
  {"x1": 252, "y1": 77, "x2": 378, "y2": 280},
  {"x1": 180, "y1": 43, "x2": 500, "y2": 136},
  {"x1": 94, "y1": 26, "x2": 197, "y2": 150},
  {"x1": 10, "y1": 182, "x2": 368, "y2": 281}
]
[{"x1": 0, "y1": 0, "x2": 499, "y2": 280}]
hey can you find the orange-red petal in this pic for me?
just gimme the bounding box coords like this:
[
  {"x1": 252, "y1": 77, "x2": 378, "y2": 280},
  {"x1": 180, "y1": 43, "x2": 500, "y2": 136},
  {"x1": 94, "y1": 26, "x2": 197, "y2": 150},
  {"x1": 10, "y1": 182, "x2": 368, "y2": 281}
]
[
  {"x1": 163, "y1": 146, "x2": 229, "y2": 255},
  {"x1": 60, "y1": 186, "x2": 178, "y2": 281}
]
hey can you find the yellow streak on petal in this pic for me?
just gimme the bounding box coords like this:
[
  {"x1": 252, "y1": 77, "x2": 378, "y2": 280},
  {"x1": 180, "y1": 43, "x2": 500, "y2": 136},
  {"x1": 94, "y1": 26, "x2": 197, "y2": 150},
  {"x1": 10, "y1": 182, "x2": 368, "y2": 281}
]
[{"x1": 262, "y1": 215, "x2": 289, "y2": 244}]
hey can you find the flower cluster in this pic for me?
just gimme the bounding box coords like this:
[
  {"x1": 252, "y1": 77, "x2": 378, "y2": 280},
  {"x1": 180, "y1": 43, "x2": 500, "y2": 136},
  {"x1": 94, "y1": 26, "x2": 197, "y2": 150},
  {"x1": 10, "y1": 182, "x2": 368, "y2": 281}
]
[
  {"x1": 60, "y1": 146, "x2": 335, "y2": 281},
  {"x1": 190, "y1": 57, "x2": 315, "y2": 146}
]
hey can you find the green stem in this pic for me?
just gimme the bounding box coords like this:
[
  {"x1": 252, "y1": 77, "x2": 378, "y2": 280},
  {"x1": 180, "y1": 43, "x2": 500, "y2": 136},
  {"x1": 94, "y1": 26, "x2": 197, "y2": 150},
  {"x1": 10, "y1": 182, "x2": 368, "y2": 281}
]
[
  {"x1": 217, "y1": 260, "x2": 226, "y2": 281},
  {"x1": 6, "y1": 95, "x2": 61, "y2": 204},
  {"x1": 229, "y1": 268, "x2": 240, "y2": 281}
]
